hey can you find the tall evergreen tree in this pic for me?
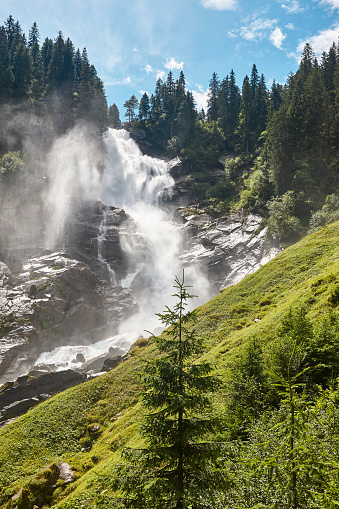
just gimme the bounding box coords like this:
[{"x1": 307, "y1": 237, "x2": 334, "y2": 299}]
[
  {"x1": 218, "y1": 75, "x2": 230, "y2": 137},
  {"x1": 28, "y1": 21, "x2": 39, "y2": 49},
  {"x1": 250, "y1": 63, "x2": 259, "y2": 98},
  {"x1": 237, "y1": 75, "x2": 252, "y2": 156},
  {"x1": 124, "y1": 94, "x2": 139, "y2": 122},
  {"x1": 207, "y1": 71, "x2": 220, "y2": 121},
  {"x1": 175, "y1": 70, "x2": 186, "y2": 103},
  {"x1": 12, "y1": 41, "x2": 32, "y2": 99},
  {"x1": 228, "y1": 69, "x2": 240, "y2": 143},
  {"x1": 254, "y1": 73, "x2": 268, "y2": 141},
  {"x1": 41, "y1": 37, "x2": 53, "y2": 82},
  {"x1": 269, "y1": 79, "x2": 283, "y2": 112},
  {"x1": 74, "y1": 48, "x2": 82, "y2": 87},
  {"x1": 108, "y1": 103, "x2": 121, "y2": 128},
  {"x1": 0, "y1": 26, "x2": 14, "y2": 100},
  {"x1": 138, "y1": 92, "x2": 150, "y2": 120},
  {"x1": 47, "y1": 31, "x2": 65, "y2": 88},
  {"x1": 4, "y1": 15, "x2": 16, "y2": 49},
  {"x1": 114, "y1": 274, "x2": 226, "y2": 508}
]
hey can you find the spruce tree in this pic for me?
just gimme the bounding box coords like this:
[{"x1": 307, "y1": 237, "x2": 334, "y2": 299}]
[
  {"x1": 0, "y1": 26, "x2": 14, "y2": 100},
  {"x1": 108, "y1": 103, "x2": 121, "y2": 128},
  {"x1": 138, "y1": 92, "x2": 150, "y2": 120},
  {"x1": 207, "y1": 71, "x2": 220, "y2": 121},
  {"x1": 114, "y1": 274, "x2": 227, "y2": 508},
  {"x1": 123, "y1": 94, "x2": 139, "y2": 122}
]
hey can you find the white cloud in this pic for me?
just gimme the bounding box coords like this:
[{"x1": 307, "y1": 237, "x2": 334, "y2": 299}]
[
  {"x1": 280, "y1": 0, "x2": 304, "y2": 13},
  {"x1": 297, "y1": 23, "x2": 339, "y2": 55},
  {"x1": 191, "y1": 87, "x2": 209, "y2": 111},
  {"x1": 240, "y1": 18, "x2": 277, "y2": 41},
  {"x1": 201, "y1": 0, "x2": 238, "y2": 10},
  {"x1": 227, "y1": 29, "x2": 238, "y2": 38},
  {"x1": 164, "y1": 57, "x2": 184, "y2": 70},
  {"x1": 104, "y1": 77, "x2": 132, "y2": 86},
  {"x1": 319, "y1": 0, "x2": 339, "y2": 10},
  {"x1": 145, "y1": 64, "x2": 153, "y2": 74},
  {"x1": 156, "y1": 70, "x2": 166, "y2": 81},
  {"x1": 285, "y1": 23, "x2": 295, "y2": 30},
  {"x1": 270, "y1": 27, "x2": 286, "y2": 49}
]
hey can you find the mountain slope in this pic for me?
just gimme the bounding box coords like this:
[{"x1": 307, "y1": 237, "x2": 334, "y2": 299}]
[{"x1": 1, "y1": 222, "x2": 339, "y2": 508}]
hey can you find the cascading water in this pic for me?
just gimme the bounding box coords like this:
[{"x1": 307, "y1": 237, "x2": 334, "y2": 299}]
[
  {"x1": 36, "y1": 129, "x2": 211, "y2": 372},
  {"x1": 101, "y1": 129, "x2": 181, "y2": 314},
  {"x1": 97, "y1": 209, "x2": 117, "y2": 285}
]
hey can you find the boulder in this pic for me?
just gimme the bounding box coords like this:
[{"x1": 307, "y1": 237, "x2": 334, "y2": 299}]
[
  {"x1": 0, "y1": 369, "x2": 87, "y2": 423},
  {"x1": 102, "y1": 355, "x2": 124, "y2": 372},
  {"x1": 58, "y1": 462, "x2": 74, "y2": 484}
]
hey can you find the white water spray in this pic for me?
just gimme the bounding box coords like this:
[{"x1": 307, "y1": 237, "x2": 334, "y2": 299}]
[
  {"x1": 36, "y1": 128, "x2": 211, "y2": 371},
  {"x1": 101, "y1": 128, "x2": 184, "y2": 317}
]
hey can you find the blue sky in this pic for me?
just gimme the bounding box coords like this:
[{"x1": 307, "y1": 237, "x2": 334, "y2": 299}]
[{"x1": 0, "y1": 0, "x2": 338, "y2": 117}]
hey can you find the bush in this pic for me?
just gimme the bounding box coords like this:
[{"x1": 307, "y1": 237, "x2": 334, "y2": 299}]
[
  {"x1": 308, "y1": 194, "x2": 339, "y2": 233},
  {"x1": 267, "y1": 191, "x2": 305, "y2": 245},
  {"x1": 0, "y1": 151, "x2": 24, "y2": 184}
]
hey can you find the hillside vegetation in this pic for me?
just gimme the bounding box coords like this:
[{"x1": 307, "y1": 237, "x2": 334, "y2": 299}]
[{"x1": 1, "y1": 222, "x2": 339, "y2": 508}]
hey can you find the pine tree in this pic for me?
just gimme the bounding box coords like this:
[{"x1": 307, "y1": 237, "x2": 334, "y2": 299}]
[
  {"x1": 237, "y1": 75, "x2": 252, "y2": 157},
  {"x1": 114, "y1": 274, "x2": 227, "y2": 508},
  {"x1": 47, "y1": 31, "x2": 65, "y2": 88},
  {"x1": 138, "y1": 92, "x2": 150, "y2": 120},
  {"x1": 250, "y1": 63, "x2": 259, "y2": 98},
  {"x1": 124, "y1": 94, "x2": 139, "y2": 122},
  {"x1": 12, "y1": 41, "x2": 32, "y2": 99},
  {"x1": 218, "y1": 76, "x2": 230, "y2": 137},
  {"x1": 254, "y1": 73, "x2": 268, "y2": 141},
  {"x1": 269, "y1": 79, "x2": 283, "y2": 112},
  {"x1": 4, "y1": 15, "x2": 16, "y2": 49},
  {"x1": 28, "y1": 21, "x2": 39, "y2": 49},
  {"x1": 207, "y1": 71, "x2": 220, "y2": 121},
  {"x1": 175, "y1": 70, "x2": 186, "y2": 104},
  {"x1": 74, "y1": 48, "x2": 82, "y2": 87},
  {"x1": 41, "y1": 37, "x2": 53, "y2": 83},
  {"x1": 108, "y1": 103, "x2": 121, "y2": 128},
  {"x1": 0, "y1": 26, "x2": 14, "y2": 100},
  {"x1": 228, "y1": 69, "x2": 240, "y2": 144}
]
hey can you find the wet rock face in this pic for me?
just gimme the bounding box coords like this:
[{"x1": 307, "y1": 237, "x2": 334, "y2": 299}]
[
  {"x1": 63, "y1": 200, "x2": 145, "y2": 282},
  {"x1": 179, "y1": 212, "x2": 280, "y2": 293},
  {"x1": 0, "y1": 252, "x2": 139, "y2": 384}
]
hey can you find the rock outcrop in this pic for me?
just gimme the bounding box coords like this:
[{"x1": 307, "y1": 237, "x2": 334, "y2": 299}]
[
  {"x1": 179, "y1": 211, "x2": 280, "y2": 293},
  {"x1": 63, "y1": 199, "x2": 148, "y2": 282},
  {"x1": 0, "y1": 252, "x2": 138, "y2": 384}
]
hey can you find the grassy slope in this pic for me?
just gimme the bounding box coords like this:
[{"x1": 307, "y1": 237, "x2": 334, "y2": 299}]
[{"x1": 0, "y1": 222, "x2": 339, "y2": 507}]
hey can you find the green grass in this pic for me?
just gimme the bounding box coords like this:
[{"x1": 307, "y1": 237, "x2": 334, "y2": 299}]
[{"x1": 1, "y1": 222, "x2": 339, "y2": 507}]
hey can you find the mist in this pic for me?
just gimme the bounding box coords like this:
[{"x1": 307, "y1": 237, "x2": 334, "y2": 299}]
[
  {"x1": 45, "y1": 122, "x2": 104, "y2": 249},
  {"x1": 0, "y1": 120, "x2": 213, "y2": 371}
]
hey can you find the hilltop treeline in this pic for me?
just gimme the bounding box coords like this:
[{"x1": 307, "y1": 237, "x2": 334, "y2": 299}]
[
  {"x1": 0, "y1": 15, "x2": 107, "y2": 153},
  {"x1": 126, "y1": 42, "x2": 339, "y2": 244}
]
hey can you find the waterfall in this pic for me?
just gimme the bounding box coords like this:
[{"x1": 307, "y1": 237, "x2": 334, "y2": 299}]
[
  {"x1": 97, "y1": 209, "x2": 117, "y2": 285},
  {"x1": 101, "y1": 128, "x2": 182, "y2": 316},
  {"x1": 35, "y1": 128, "x2": 211, "y2": 372}
]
